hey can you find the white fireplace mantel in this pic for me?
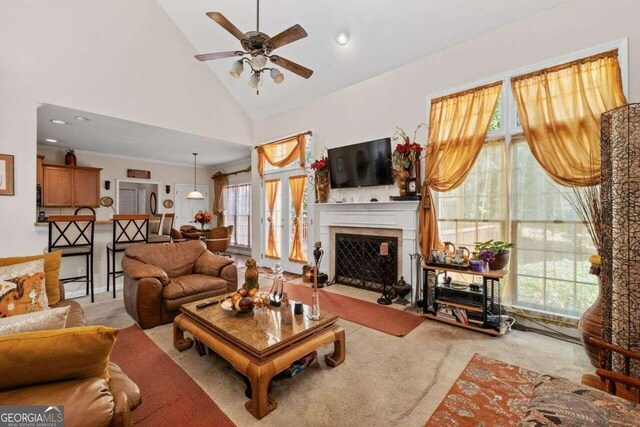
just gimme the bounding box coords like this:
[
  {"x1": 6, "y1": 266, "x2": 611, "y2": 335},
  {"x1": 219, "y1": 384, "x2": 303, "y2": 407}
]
[{"x1": 315, "y1": 201, "x2": 420, "y2": 298}]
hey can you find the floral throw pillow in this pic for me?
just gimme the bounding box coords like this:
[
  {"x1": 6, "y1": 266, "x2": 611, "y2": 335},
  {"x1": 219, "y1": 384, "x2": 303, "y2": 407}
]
[{"x1": 0, "y1": 260, "x2": 49, "y2": 317}]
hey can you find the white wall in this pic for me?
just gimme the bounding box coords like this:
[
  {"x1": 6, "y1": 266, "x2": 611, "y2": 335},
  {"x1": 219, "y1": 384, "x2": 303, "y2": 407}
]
[
  {"x1": 0, "y1": 0, "x2": 253, "y2": 258},
  {"x1": 251, "y1": 0, "x2": 640, "y2": 259}
]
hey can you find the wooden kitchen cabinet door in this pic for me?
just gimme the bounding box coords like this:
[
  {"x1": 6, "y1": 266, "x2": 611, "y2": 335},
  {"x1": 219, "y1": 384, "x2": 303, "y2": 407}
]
[
  {"x1": 73, "y1": 168, "x2": 100, "y2": 207},
  {"x1": 42, "y1": 165, "x2": 73, "y2": 207}
]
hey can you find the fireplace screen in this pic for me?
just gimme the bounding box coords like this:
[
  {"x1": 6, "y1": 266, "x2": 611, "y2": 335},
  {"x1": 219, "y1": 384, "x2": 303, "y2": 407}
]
[{"x1": 334, "y1": 233, "x2": 398, "y2": 292}]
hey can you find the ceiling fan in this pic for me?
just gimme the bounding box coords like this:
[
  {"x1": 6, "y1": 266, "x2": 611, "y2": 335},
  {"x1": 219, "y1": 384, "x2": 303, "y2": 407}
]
[{"x1": 195, "y1": 0, "x2": 313, "y2": 94}]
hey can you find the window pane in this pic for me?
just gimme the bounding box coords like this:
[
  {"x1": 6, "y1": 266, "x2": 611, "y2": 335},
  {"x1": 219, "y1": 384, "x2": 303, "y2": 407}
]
[
  {"x1": 510, "y1": 137, "x2": 598, "y2": 317},
  {"x1": 224, "y1": 183, "x2": 251, "y2": 248},
  {"x1": 488, "y1": 93, "x2": 502, "y2": 132}
]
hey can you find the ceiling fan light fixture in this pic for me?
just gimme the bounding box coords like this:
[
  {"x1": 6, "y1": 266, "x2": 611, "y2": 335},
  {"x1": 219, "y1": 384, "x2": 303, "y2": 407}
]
[
  {"x1": 248, "y1": 73, "x2": 262, "y2": 89},
  {"x1": 229, "y1": 59, "x2": 244, "y2": 79},
  {"x1": 270, "y1": 68, "x2": 284, "y2": 84},
  {"x1": 250, "y1": 54, "x2": 267, "y2": 70},
  {"x1": 336, "y1": 30, "x2": 350, "y2": 46}
]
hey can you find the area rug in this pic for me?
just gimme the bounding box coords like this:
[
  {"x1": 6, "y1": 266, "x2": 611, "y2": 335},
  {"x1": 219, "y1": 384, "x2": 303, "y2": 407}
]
[
  {"x1": 256, "y1": 266, "x2": 301, "y2": 281},
  {"x1": 280, "y1": 282, "x2": 424, "y2": 337},
  {"x1": 110, "y1": 325, "x2": 235, "y2": 427},
  {"x1": 425, "y1": 353, "x2": 539, "y2": 426}
]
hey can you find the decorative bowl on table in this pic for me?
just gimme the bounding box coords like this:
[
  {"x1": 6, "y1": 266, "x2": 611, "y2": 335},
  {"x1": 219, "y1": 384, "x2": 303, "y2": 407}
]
[{"x1": 220, "y1": 289, "x2": 270, "y2": 314}]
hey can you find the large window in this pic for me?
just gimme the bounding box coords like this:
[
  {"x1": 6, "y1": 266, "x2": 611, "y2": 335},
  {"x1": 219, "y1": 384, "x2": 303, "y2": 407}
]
[
  {"x1": 224, "y1": 183, "x2": 251, "y2": 248},
  {"x1": 434, "y1": 46, "x2": 616, "y2": 318}
]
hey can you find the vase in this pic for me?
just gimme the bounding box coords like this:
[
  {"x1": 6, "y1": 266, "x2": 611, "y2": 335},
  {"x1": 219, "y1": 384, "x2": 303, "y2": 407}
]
[
  {"x1": 395, "y1": 167, "x2": 411, "y2": 196},
  {"x1": 316, "y1": 174, "x2": 329, "y2": 203},
  {"x1": 489, "y1": 250, "x2": 510, "y2": 271},
  {"x1": 578, "y1": 255, "x2": 603, "y2": 367},
  {"x1": 64, "y1": 151, "x2": 77, "y2": 166}
]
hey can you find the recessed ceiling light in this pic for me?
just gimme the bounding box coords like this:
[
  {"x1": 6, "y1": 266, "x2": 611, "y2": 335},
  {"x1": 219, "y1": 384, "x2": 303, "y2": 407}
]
[
  {"x1": 336, "y1": 30, "x2": 350, "y2": 46},
  {"x1": 50, "y1": 119, "x2": 67, "y2": 125},
  {"x1": 75, "y1": 116, "x2": 89, "y2": 121},
  {"x1": 45, "y1": 138, "x2": 58, "y2": 143}
]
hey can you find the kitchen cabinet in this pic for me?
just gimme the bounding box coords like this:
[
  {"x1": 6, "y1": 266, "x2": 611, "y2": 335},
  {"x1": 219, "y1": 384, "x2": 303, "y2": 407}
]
[
  {"x1": 36, "y1": 155, "x2": 45, "y2": 187},
  {"x1": 41, "y1": 163, "x2": 102, "y2": 207}
]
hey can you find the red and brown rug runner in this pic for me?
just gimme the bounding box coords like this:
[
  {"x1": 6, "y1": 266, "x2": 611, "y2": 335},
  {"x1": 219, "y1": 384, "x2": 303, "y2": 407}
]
[
  {"x1": 110, "y1": 325, "x2": 235, "y2": 427},
  {"x1": 281, "y1": 283, "x2": 424, "y2": 337},
  {"x1": 425, "y1": 353, "x2": 539, "y2": 426}
]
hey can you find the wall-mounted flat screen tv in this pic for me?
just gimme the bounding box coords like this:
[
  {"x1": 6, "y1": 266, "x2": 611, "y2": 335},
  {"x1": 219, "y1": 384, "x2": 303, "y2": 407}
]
[{"x1": 327, "y1": 137, "x2": 394, "y2": 189}]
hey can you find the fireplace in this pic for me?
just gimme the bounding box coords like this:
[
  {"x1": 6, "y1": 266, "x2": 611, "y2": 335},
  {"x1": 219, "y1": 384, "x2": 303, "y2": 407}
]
[{"x1": 334, "y1": 233, "x2": 398, "y2": 292}]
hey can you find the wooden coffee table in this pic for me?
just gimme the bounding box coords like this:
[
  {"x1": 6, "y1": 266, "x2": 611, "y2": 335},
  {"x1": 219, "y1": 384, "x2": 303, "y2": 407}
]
[{"x1": 173, "y1": 299, "x2": 345, "y2": 419}]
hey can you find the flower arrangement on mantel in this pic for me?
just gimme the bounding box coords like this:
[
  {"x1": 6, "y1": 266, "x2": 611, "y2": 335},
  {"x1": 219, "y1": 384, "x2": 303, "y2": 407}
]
[
  {"x1": 193, "y1": 210, "x2": 212, "y2": 230},
  {"x1": 311, "y1": 156, "x2": 330, "y2": 203},
  {"x1": 392, "y1": 124, "x2": 426, "y2": 196}
]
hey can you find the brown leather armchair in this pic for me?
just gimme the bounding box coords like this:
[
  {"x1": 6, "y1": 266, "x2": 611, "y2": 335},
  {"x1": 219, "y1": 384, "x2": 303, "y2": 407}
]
[
  {"x1": 122, "y1": 240, "x2": 237, "y2": 329},
  {"x1": 0, "y1": 255, "x2": 141, "y2": 427}
]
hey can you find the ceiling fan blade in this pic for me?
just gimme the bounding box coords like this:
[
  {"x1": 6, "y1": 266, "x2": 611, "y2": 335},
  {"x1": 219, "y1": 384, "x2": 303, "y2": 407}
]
[
  {"x1": 269, "y1": 24, "x2": 308, "y2": 50},
  {"x1": 206, "y1": 12, "x2": 245, "y2": 41},
  {"x1": 270, "y1": 55, "x2": 313, "y2": 79},
  {"x1": 195, "y1": 51, "x2": 244, "y2": 61}
]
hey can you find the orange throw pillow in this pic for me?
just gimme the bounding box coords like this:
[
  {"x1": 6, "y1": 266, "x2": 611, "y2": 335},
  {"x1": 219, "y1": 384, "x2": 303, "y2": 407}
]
[
  {"x1": 0, "y1": 260, "x2": 48, "y2": 317},
  {"x1": 0, "y1": 252, "x2": 62, "y2": 306},
  {"x1": 0, "y1": 326, "x2": 118, "y2": 391}
]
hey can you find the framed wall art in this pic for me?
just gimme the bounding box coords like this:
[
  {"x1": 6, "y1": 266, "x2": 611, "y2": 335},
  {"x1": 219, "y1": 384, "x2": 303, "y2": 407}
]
[{"x1": 0, "y1": 154, "x2": 14, "y2": 196}]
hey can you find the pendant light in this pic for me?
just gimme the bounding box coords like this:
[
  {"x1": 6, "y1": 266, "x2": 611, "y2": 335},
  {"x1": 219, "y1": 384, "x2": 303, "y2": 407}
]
[{"x1": 187, "y1": 153, "x2": 204, "y2": 200}]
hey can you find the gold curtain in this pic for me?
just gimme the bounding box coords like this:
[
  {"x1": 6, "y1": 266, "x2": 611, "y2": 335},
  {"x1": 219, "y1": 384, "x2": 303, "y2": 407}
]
[
  {"x1": 288, "y1": 175, "x2": 307, "y2": 263},
  {"x1": 265, "y1": 179, "x2": 280, "y2": 259},
  {"x1": 511, "y1": 50, "x2": 627, "y2": 186},
  {"x1": 419, "y1": 82, "x2": 503, "y2": 255},
  {"x1": 212, "y1": 174, "x2": 228, "y2": 227},
  {"x1": 257, "y1": 133, "x2": 307, "y2": 177}
]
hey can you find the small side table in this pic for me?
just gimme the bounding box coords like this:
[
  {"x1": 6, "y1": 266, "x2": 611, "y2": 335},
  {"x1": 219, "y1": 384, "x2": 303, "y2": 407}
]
[{"x1": 422, "y1": 263, "x2": 508, "y2": 336}]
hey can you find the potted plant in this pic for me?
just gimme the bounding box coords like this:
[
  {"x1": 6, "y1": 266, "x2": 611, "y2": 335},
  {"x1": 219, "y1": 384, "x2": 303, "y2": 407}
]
[
  {"x1": 392, "y1": 125, "x2": 425, "y2": 196},
  {"x1": 311, "y1": 156, "x2": 329, "y2": 203},
  {"x1": 474, "y1": 239, "x2": 514, "y2": 271},
  {"x1": 192, "y1": 210, "x2": 212, "y2": 230},
  {"x1": 65, "y1": 149, "x2": 77, "y2": 166}
]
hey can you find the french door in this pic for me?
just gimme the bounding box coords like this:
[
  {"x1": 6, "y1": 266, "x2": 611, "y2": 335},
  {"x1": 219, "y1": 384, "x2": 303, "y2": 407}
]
[
  {"x1": 174, "y1": 184, "x2": 210, "y2": 229},
  {"x1": 261, "y1": 168, "x2": 313, "y2": 273}
]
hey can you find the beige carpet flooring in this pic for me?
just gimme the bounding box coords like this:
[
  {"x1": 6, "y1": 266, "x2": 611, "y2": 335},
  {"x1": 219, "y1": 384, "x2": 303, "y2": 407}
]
[{"x1": 79, "y1": 269, "x2": 592, "y2": 426}]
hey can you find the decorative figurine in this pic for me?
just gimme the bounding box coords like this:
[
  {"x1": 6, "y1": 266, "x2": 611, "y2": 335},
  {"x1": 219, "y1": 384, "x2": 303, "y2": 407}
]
[
  {"x1": 281, "y1": 292, "x2": 293, "y2": 325},
  {"x1": 269, "y1": 263, "x2": 284, "y2": 307},
  {"x1": 244, "y1": 258, "x2": 259, "y2": 291}
]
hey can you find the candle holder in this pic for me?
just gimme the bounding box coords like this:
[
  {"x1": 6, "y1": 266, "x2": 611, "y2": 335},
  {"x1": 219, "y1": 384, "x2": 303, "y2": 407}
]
[
  {"x1": 307, "y1": 242, "x2": 323, "y2": 320},
  {"x1": 377, "y1": 253, "x2": 394, "y2": 305}
]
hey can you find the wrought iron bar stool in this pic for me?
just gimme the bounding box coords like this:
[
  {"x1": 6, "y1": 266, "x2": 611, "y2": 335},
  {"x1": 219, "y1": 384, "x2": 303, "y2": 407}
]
[
  {"x1": 107, "y1": 214, "x2": 149, "y2": 298},
  {"x1": 47, "y1": 214, "x2": 96, "y2": 302}
]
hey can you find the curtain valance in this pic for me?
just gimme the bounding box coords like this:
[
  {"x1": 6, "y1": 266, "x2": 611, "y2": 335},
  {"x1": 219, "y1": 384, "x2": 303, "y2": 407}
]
[
  {"x1": 256, "y1": 132, "x2": 310, "y2": 177},
  {"x1": 419, "y1": 81, "x2": 503, "y2": 255},
  {"x1": 511, "y1": 49, "x2": 627, "y2": 186}
]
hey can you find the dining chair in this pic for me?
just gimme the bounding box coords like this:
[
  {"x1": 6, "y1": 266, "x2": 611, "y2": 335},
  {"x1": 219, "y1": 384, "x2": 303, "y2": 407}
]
[
  {"x1": 107, "y1": 214, "x2": 149, "y2": 298},
  {"x1": 205, "y1": 226, "x2": 229, "y2": 254},
  {"x1": 48, "y1": 215, "x2": 96, "y2": 302},
  {"x1": 148, "y1": 213, "x2": 171, "y2": 244}
]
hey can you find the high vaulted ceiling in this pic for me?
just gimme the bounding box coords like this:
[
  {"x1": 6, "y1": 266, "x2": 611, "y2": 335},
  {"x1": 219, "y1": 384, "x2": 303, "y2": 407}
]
[{"x1": 157, "y1": 0, "x2": 568, "y2": 120}]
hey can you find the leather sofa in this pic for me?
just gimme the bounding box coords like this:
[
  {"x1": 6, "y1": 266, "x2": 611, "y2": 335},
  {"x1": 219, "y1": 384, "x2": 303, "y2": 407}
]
[
  {"x1": 122, "y1": 240, "x2": 237, "y2": 329},
  {"x1": 0, "y1": 276, "x2": 141, "y2": 427}
]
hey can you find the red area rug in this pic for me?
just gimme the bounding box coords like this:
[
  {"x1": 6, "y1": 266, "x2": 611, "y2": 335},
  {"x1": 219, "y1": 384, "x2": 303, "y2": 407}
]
[
  {"x1": 110, "y1": 325, "x2": 234, "y2": 427},
  {"x1": 425, "y1": 353, "x2": 539, "y2": 426},
  {"x1": 280, "y1": 283, "x2": 424, "y2": 337}
]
